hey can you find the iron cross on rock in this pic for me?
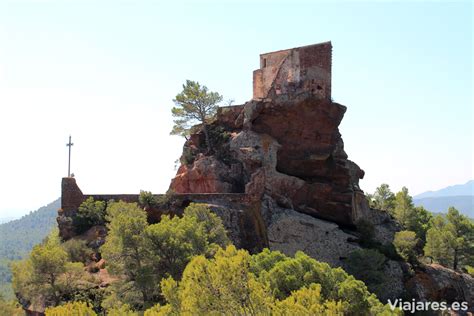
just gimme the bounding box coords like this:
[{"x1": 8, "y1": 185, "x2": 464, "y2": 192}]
[{"x1": 66, "y1": 135, "x2": 74, "y2": 177}]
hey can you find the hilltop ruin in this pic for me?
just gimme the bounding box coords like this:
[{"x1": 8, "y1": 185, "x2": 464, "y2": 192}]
[{"x1": 58, "y1": 42, "x2": 474, "y2": 308}]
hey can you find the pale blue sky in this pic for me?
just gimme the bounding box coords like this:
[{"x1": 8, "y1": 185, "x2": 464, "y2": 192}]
[{"x1": 0, "y1": 0, "x2": 472, "y2": 218}]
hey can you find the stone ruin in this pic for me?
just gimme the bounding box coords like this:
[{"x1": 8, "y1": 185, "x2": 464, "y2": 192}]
[
  {"x1": 58, "y1": 42, "x2": 474, "y2": 307},
  {"x1": 253, "y1": 41, "x2": 332, "y2": 100},
  {"x1": 61, "y1": 41, "x2": 391, "y2": 260}
]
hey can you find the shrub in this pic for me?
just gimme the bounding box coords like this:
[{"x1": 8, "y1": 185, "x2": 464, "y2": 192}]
[
  {"x1": 356, "y1": 219, "x2": 375, "y2": 245},
  {"x1": 180, "y1": 147, "x2": 196, "y2": 166},
  {"x1": 466, "y1": 266, "x2": 474, "y2": 277},
  {"x1": 139, "y1": 191, "x2": 158, "y2": 209},
  {"x1": 394, "y1": 230, "x2": 418, "y2": 264},
  {"x1": 345, "y1": 249, "x2": 388, "y2": 295},
  {"x1": 45, "y1": 301, "x2": 96, "y2": 315},
  {"x1": 62, "y1": 239, "x2": 93, "y2": 263},
  {"x1": 150, "y1": 246, "x2": 399, "y2": 315},
  {"x1": 74, "y1": 198, "x2": 107, "y2": 234}
]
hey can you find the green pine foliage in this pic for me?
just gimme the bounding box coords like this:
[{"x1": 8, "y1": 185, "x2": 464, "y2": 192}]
[
  {"x1": 393, "y1": 187, "x2": 433, "y2": 245},
  {"x1": 100, "y1": 202, "x2": 230, "y2": 310},
  {"x1": 171, "y1": 80, "x2": 223, "y2": 151},
  {"x1": 45, "y1": 301, "x2": 97, "y2": 315},
  {"x1": 11, "y1": 201, "x2": 399, "y2": 315},
  {"x1": 424, "y1": 207, "x2": 474, "y2": 270},
  {"x1": 369, "y1": 183, "x2": 474, "y2": 272},
  {"x1": 366, "y1": 183, "x2": 395, "y2": 213},
  {"x1": 149, "y1": 246, "x2": 399, "y2": 315},
  {"x1": 73, "y1": 197, "x2": 107, "y2": 234},
  {"x1": 345, "y1": 249, "x2": 388, "y2": 296},
  {"x1": 11, "y1": 230, "x2": 100, "y2": 310},
  {"x1": 0, "y1": 293, "x2": 23, "y2": 315},
  {"x1": 394, "y1": 230, "x2": 419, "y2": 264}
]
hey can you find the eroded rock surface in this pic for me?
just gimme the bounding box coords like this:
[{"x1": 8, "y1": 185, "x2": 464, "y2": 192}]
[
  {"x1": 267, "y1": 207, "x2": 360, "y2": 267},
  {"x1": 406, "y1": 264, "x2": 474, "y2": 312},
  {"x1": 170, "y1": 95, "x2": 371, "y2": 227}
]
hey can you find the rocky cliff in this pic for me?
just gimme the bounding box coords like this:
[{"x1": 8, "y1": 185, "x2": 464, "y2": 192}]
[
  {"x1": 54, "y1": 93, "x2": 473, "y2": 311},
  {"x1": 172, "y1": 94, "x2": 372, "y2": 225},
  {"x1": 167, "y1": 93, "x2": 474, "y2": 309},
  {"x1": 170, "y1": 93, "x2": 397, "y2": 245},
  {"x1": 167, "y1": 94, "x2": 405, "y2": 299}
]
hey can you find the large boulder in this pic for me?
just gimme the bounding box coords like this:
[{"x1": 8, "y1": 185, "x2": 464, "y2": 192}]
[
  {"x1": 406, "y1": 264, "x2": 474, "y2": 312},
  {"x1": 170, "y1": 155, "x2": 237, "y2": 193},
  {"x1": 170, "y1": 95, "x2": 371, "y2": 227},
  {"x1": 267, "y1": 206, "x2": 360, "y2": 267}
]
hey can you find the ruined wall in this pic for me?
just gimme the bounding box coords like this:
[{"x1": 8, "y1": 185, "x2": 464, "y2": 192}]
[
  {"x1": 59, "y1": 177, "x2": 267, "y2": 253},
  {"x1": 252, "y1": 42, "x2": 332, "y2": 100},
  {"x1": 60, "y1": 178, "x2": 140, "y2": 214},
  {"x1": 298, "y1": 42, "x2": 332, "y2": 99},
  {"x1": 253, "y1": 49, "x2": 290, "y2": 99},
  {"x1": 252, "y1": 70, "x2": 263, "y2": 99}
]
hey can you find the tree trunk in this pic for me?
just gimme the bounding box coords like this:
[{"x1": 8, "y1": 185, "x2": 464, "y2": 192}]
[
  {"x1": 453, "y1": 249, "x2": 458, "y2": 270},
  {"x1": 202, "y1": 124, "x2": 212, "y2": 153}
]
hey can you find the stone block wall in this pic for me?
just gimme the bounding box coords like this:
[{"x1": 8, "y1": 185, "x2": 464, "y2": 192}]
[{"x1": 252, "y1": 42, "x2": 332, "y2": 100}]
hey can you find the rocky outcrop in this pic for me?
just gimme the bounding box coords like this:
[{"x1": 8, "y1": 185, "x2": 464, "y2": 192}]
[
  {"x1": 56, "y1": 92, "x2": 474, "y2": 309},
  {"x1": 170, "y1": 156, "x2": 239, "y2": 193},
  {"x1": 167, "y1": 93, "x2": 408, "y2": 303},
  {"x1": 170, "y1": 94, "x2": 372, "y2": 228},
  {"x1": 168, "y1": 94, "x2": 399, "y2": 253},
  {"x1": 406, "y1": 264, "x2": 474, "y2": 312},
  {"x1": 267, "y1": 206, "x2": 360, "y2": 267}
]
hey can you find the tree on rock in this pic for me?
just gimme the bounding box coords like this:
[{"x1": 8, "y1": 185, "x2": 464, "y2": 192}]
[
  {"x1": 394, "y1": 187, "x2": 414, "y2": 226},
  {"x1": 394, "y1": 230, "x2": 419, "y2": 264},
  {"x1": 424, "y1": 207, "x2": 474, "y2": 270},
  {"x1": 367, "y1": 183, "x2": 395, "y2": 213},
  {"x1": 171, "y1": 80, "x2": 223, "y2": 152}
]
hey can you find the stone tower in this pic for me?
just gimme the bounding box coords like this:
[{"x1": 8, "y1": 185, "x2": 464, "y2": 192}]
[{"x1": 252, "y1": 41, "x2": 332, "y2": 100}]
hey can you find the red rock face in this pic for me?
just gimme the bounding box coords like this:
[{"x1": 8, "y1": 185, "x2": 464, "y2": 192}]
[
  {"x1": 170, "y1": 156, "x2": 235, "y2": 193},
  {"x1": 252, "y1": 98, "x2": 346, "y2": 180},
  {"x1": 169, "y1": 94, "x2": 368, "y2": 226},
  {"x1": 248, "y1": 98, "x2": 361, "y2": 224}
]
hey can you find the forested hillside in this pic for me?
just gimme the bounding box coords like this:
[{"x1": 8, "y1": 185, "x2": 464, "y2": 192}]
[
  {"x1": 13, "y1": 201, "x2": 397, "y2": 315},
  {"x1": 0, "y1": 199, "x2": 59, "y2": 299}
]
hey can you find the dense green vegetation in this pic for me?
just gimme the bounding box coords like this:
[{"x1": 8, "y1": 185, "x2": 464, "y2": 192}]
[
  {"x1": 149, "y1": 246, "x2": 397, "y2": 315},
  {"x1": 0, "y1": 294, "x2": 23, "y2": 315},
  {"x1": 366, "y1": 184, "x2": 474, "y2": 272},
  {"x1": 73, "y1": 197, "x2": 107, "y2": 234},
  {"x1": 13, "y1": 200, "x2": 397, "y2": 315},
  {"x1": 6, "y1": 183, "x2": 473, "y2": 314},
  {"x1": 0, "y1": 199, "x2": 60, "y2": 299},
  {"x1": 424, "y1": 207, "x2": 474, "y2": 270}
]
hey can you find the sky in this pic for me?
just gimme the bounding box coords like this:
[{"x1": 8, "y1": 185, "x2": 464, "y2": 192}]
[{"x1": 0, "y1": 0, "x2": 472, "y2": 218}]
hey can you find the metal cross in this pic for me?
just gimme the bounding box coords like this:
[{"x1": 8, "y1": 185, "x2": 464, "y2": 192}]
[{"x1": 66, "y1": 135, "x2": 74, "y2": 177}]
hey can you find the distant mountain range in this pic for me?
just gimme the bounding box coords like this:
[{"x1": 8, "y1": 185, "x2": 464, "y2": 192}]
[
  {"x1": 415, "y1": 180, "x2": 474, "y2": 199},
  {"x1": 0, "y1": 198, "x2": 60, "y2": 299},
  {"x1": 414, "y1": 180, "x2": 473, "y2": 218}
]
